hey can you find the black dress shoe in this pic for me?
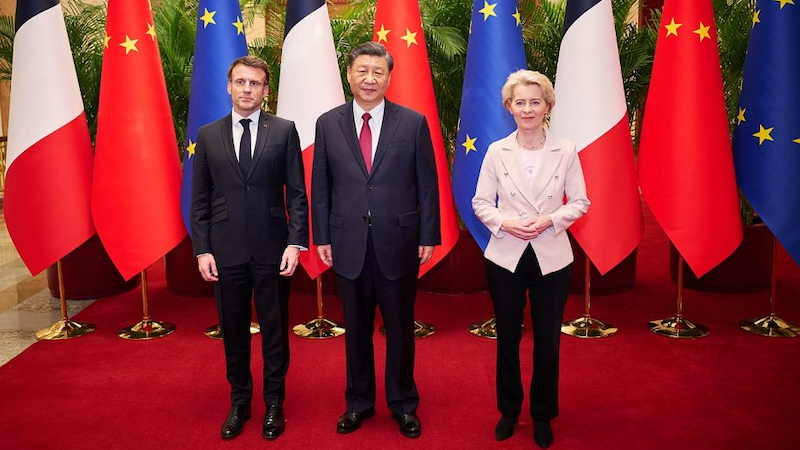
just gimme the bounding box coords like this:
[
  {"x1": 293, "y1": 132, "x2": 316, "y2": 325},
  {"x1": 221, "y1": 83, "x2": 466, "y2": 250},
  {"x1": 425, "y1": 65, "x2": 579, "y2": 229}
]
[
  {"x1": 262, "y1": 405, "x2": 285, "y2": 440},
  {"x1": 391, "y1": 413, "x2": 421, "y2": 438},
  {"x1": 336, "y1": 408, "x2": 375, "y2": 434},
  {"x1": 533, "y1": 420, "x2": 554, "y2": 449},
  {"x1": 221, "y1": 404, "x2": 251, "y2": 439},
  {"x1": 495, "y1": 416, "x2": 516, "y2": 441}
]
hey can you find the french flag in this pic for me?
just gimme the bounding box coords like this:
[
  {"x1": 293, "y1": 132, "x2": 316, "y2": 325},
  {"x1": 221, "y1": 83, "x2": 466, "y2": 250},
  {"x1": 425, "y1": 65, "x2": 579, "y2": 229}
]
[
  {"x1": 4, "y1": 0, "x2": 95, "y2": 275},
  {"x1": 549, "y1": 0, "x2": 642, "y2": 275},
  {"x1": 277, "y1": 0, "x2": 345, "y2": 280}
]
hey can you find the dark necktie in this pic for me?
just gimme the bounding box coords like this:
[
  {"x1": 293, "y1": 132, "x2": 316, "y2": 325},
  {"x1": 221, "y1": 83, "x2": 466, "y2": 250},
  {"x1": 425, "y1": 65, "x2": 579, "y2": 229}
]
[
  {"x1": 239, "y1": 118, "x2": 252, "y2": 176},
  {"x1": 359, "y1": 112, "x2": 372, "y2": 173}
]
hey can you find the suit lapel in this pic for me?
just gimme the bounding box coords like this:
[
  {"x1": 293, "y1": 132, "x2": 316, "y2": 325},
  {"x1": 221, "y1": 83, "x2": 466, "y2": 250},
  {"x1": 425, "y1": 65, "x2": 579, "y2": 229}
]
[
  {"x1": 337, "y1": 101, "x2": 369, "y2": 177},
  {"x1": 248, "y1": 110, "x2": 270, "y2": 180},
  {"x1": 370, "y1": 100, "x2": 399, "y2": 177},
  {"x1": 529, "y1": 137, "x2": 564, "y2": 200},
  {"x1": 220, "y1": 114, "x2": 243, "y2": 180},
  {"x1": 498, "y1": 133, "x2": 539, "y2": 211}
]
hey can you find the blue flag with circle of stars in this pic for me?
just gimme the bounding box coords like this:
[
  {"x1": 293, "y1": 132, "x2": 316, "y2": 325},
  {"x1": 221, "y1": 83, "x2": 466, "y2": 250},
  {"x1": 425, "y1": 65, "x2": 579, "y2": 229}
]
[
  {"x1": 451, "y1": 0, "x2": 527, "y2": 250},
  {"x1": 179, "y1": 0, "x2": 248, "y2": 235},
  {"x1": 733, "y1": 1, "x2": 800, "y2": 266}
]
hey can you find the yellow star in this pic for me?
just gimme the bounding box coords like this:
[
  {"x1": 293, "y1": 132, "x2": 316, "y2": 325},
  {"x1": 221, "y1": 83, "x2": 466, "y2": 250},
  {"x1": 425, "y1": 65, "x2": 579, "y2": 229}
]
[
  {"x1": 376, "y1": 24, "x2": 390, "y2": 43},
  {"x1": 104, "y1": 34, "x2": 111, "y2": 49},
  {"x1": 233, "y1": 16, "x2": 244, "y2": 35},
  {"x1": 753, "y1": 125, "x2": 774, "y2": 145},
  {"x1": 462, "y1": 135, "x2": 477, "y2": 154},
  {"x1": 693, "y1": 22, "x2": 711, "y2": 42},
  {"x1": 774, "y1": 0, "x2": 795, "y2": 9},
  {"x1": 400, "y1": 28, "x2": 418, "y2": 48},
  {"x1": 752, "y1": 10, "x2": 761, "y2": 28},
  {"x1": 479, "y1": 1, "x2": 498, "y2": 21},
  {"x1": 736, "y1": 108, "x2": 746, "y2": 125},
  {"x1": 146, "y1": 23, "x2": 157, "y2": 41},
  {"x1": 513, "y1": 7, "x2": 521, "y2": 26},
  {"x1": 664, "y1": 17, "x2": 682, "y2": 37},
  {"x1": 793, "y1": 138, "x2": 800, "y2": 144},
  {"x1": 186, "y1": 140, "x2": 196, "y2": 158},
  {"x1": 200, "y1": 8, "x2": 217, "y2": 28},
  {"x1": 119, "y1": 35, "x2": 139, "y2": 54}
]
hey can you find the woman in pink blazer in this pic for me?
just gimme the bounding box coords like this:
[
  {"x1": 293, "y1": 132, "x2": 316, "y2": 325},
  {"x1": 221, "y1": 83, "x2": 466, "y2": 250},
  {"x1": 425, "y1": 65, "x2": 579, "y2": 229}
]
[{"x1": 472, "y1": 70, "x2": 590, "y2": 449}]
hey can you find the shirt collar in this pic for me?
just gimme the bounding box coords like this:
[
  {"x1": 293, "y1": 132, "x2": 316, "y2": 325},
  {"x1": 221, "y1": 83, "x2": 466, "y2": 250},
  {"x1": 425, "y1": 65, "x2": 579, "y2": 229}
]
[
  {"x1": 353, "y1": 99, "x2": 385, "y2": 122},
  {"x1": 232, "y1": 108, "x2": 261, "y2": 125}
]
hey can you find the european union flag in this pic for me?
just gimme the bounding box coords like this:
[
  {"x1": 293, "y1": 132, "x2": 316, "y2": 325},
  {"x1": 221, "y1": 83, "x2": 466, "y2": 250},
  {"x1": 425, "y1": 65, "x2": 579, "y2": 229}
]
[
  {"x1": 733, "y1": 2, "x2": 800, "y2": 265},
  {"x1": 179, "y1": 0, "x2": 248, "y2": 235},
  {"x1": 451, "y1": 0, "x2": 527, "y2": 250}
]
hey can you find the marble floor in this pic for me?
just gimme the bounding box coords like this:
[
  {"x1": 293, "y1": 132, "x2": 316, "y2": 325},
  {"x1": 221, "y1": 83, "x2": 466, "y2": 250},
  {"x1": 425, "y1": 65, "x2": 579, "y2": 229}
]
[{"x1": 0, "y1": 201, "x2": 94, "y2": 366}]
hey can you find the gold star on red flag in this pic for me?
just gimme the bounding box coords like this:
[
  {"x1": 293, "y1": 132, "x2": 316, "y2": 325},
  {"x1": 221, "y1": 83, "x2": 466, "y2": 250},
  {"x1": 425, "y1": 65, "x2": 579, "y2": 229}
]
[
  {"x1": 119, "y1": 35, "x2": 139, "y2": 54},
  {"x1": 400, "y1": 28, "x2": 418, "y2": 48},
  {"x1": 693, "y1": 22, "x2": 711, "y2": 42},
  {"x1": 146, "y1": 23, "x2": 156, "y2": 41},
  {"x1": 376, "y1": 24, "x2": 390, "y2": 43},
  {"x1": 104, "y1": 34, "x2": 111, "y2": 48},
  {"x1": 665, "y1": 18, "x2": 682, "y2": 37}
]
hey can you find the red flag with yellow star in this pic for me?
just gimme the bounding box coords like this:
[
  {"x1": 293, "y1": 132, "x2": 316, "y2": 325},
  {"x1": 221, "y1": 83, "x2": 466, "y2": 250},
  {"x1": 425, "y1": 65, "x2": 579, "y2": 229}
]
[
  {"x1": 638, "y1": 0, "x2": 742, "y2": 277},
  {"x1": 373, "y1": 0, "x2": 459, "y2": 278},
  {"x1": 92, "y1": 0, "x2": 186, "y2": 280}
]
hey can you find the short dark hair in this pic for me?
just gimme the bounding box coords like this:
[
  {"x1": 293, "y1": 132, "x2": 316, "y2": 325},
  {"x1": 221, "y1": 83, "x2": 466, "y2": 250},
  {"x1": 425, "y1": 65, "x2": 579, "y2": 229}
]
[
  {"x1": 346, "y1": 41, "x2": 394, "y2": 72},
  {"x1": 227, "y1": 56, "x2": 270, "y2": 84}
]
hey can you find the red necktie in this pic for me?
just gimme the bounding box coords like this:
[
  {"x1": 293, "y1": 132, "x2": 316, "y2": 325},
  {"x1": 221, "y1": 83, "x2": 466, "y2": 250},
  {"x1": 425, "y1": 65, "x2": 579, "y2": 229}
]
[{"x1": 359, "y1": 112, "x2": 372, "y2": 172}]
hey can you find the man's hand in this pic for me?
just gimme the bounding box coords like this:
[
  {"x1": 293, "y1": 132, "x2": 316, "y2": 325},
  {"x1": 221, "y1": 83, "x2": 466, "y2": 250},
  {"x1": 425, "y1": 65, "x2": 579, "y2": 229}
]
[
  {"x1": 279, "y1": 246, "x2": 300, "y2": 277},
  {"x1": 419, "y1": 245, "x2": 434, "y2": 264},
  {"x1": 197, "y1": 253, "x2": 219, "y2": 282},
  {"x1": 317, "y1": 244, "x2": 333, "y2": 267}
]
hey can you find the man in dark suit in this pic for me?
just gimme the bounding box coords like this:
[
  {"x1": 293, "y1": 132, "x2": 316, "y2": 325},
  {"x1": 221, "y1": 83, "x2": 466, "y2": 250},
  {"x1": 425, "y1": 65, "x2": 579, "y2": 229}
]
[
  {"x1": 311, "y1": 42, "x2": 440, "y2": 439},
  {"x1": 191, "y1": 56, "x2": 308, "y2": 441}
]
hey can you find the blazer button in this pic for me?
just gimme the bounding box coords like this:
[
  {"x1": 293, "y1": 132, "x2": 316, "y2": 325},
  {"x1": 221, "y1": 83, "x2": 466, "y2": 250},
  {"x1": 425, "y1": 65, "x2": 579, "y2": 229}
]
[
  {"x1": 554, "y1": 174, "x2": 559, "y2": 178},
  {"x1": 367, "y1": 184, "x2": 374, "y2": 190},
  {"x1": 504, "y1": 172, "x2": 508, "y2": 176},
  {"x1": 518, "y1": 211, "x2": 523, "y2": 216},
  {"x1": 511, "y1": 192, "x2": 515, "y2": 196},
  {"x1": 245, "y1": 185, "x2": 250, "y2": 190}
]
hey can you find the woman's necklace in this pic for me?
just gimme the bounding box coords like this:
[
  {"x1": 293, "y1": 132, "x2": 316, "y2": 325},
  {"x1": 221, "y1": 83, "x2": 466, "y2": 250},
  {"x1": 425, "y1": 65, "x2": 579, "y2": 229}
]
[{"x1": 516, "y1": 131, "x2": 546, "y2": 150}]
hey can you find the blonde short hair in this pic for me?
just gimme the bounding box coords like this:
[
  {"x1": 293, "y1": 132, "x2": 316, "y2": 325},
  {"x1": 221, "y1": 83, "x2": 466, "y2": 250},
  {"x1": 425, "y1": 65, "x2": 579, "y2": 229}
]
[{"x1": 501, "y1": 69, "x2": 555, "y2": 110}]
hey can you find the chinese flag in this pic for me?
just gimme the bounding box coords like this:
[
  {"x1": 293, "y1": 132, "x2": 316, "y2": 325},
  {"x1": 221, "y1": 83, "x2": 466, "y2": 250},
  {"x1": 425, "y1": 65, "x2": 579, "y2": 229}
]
[
  {"x1": 373, "y1": 0, "x2": 459, "y2": 278},
  {"x1": 638, "y1": 0, "x2": 742, "y2": 277},
  {"x1": 92, "y1": 0, "x2": 186, "y2": 280}
]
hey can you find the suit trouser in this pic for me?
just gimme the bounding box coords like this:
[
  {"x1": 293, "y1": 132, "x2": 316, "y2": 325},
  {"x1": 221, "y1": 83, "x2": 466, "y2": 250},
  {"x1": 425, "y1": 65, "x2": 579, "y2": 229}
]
[
  {"x1": 215, "y1": 259, "x2": 291, "y2": 407},
  {"x1": 487, "y1": 245, "x2": 571, "y2": 422},
  {"x1": 336, "y1": 230, "x2": 420, "y2": 416}
]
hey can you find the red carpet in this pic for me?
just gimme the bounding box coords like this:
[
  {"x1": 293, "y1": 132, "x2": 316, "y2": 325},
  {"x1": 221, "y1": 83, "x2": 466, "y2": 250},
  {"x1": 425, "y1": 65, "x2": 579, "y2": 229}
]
[{"x1": 2, "y1": 207, "x2": 799, "y2": 449}]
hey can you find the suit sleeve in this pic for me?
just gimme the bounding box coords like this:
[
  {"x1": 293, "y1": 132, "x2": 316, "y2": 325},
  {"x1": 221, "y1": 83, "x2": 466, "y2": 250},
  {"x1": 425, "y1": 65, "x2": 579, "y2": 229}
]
[
  {"x1": 191, "y1": 125, "x2": 213, "y2": 256},
  {"x1": 549, "y1": 144, "x2": 590, "y2": 235},
  {"x1": 311, "y1": 118, "x2": 332, "y2": 245},
  {"x1": 472, "y1": 145, "x2": 506, "y2": 237},
  {"x1": 285, "y1": 122, "x2": 309, "y2": 248},
  {"x1": 415, "y1": 116, "x2": 441, "y2": 246}
]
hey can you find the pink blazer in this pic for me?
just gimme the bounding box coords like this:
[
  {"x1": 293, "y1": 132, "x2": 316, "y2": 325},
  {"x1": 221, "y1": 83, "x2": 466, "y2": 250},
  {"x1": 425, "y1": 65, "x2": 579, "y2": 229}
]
[{"x1": 472, "y1": 130, "x2": 590, "y2": 275}]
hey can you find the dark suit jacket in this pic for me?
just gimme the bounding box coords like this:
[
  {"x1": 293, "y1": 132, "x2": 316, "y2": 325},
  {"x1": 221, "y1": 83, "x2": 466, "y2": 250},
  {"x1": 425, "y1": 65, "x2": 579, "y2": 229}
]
[
  {"x1": 191, "y1": 111, "x2": 308, "y2": 267},
  {"x1": 311, "y1": 100, "x2": 440, "y2": 280}
]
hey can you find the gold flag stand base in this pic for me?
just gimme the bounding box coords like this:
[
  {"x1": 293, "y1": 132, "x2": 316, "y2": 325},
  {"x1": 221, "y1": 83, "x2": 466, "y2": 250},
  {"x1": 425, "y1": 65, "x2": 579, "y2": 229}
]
[
  {"x1": 119, "y1": 319, "x2": 176, "y2": 340},
  {"x1": 561, "y1": 316, "x2": 617, "y2": 338},
  {"x1": 204, "y1": 323, "x2": 260, "y2": 339},
  {"x1": 468, "y1": 317, "x2": 497, "y2": 339},
  {"x1": 380, "y1": 320, "x2": 435, "y2": 339},
  {"x1": 293, "y1": 317, "x2": 345, "y2": 339},
  {"x1": 740, "y1": 315, "x2": 800, "y2": 338},
  {"x1": 36, "y1": 319, "x2": 96, "y2": 341},
  {"x1": 648, "y1": 315, "x2": 709, "y2": 339}
]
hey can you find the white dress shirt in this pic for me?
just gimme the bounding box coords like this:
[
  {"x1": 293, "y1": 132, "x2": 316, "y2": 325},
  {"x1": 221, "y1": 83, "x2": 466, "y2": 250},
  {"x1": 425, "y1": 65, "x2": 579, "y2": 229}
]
[
  {"x1": 231, "y1": 108, "x2": 260, "y2": 160},
  {"x1": 352, "y1": 99, "x2": 385, "y2": 159}
]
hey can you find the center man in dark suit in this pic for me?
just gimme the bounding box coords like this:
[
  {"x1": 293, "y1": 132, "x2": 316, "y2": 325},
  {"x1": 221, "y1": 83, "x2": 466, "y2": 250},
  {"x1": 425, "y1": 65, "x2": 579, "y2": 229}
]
[
  {"x1": 311, "y1": 42, "x2": 441, "y2": 439},
  {"x1": 191, "y1": 56, "x2": 308, "y2": 441}
]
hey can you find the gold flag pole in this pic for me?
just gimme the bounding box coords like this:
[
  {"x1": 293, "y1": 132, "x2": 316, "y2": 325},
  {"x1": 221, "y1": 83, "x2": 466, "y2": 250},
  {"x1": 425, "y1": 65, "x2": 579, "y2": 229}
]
[
  {"x1": 119, "y1": 269, "x2": 176, "y2": 340},
  {"x1": 648, "y1": 253, "x2": 709, "y2": 338},
  {"x1": 35, "y1": 260, "x2": 96, "y2": 340},
  {"x1": 293, "y1": 276, "x2": 345, "y2": 339},
  {"x1": 468, "y1": 315, "x2": 498, "y2": 339},
  {"x1": 561, "y1": 258, "x2": 617, "y2": 338},
  {"x1": 205, "y1": 322, "x2": 261, "y2": 339},
  {"x1": 740, "y1": 236, "x2": 799, "y2": 337}
]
